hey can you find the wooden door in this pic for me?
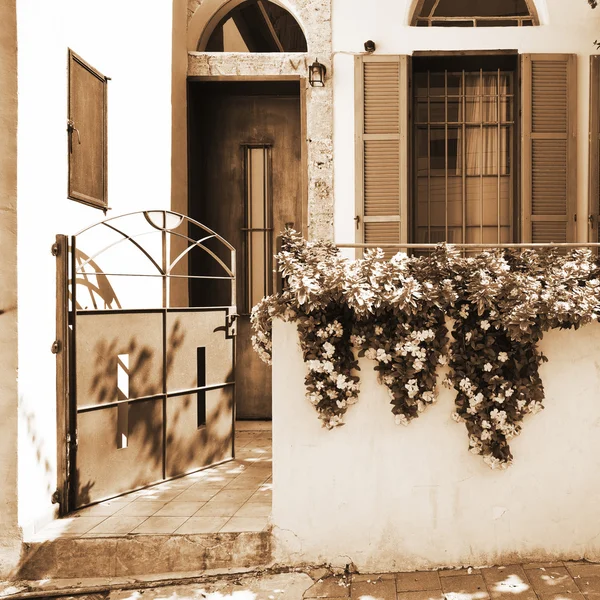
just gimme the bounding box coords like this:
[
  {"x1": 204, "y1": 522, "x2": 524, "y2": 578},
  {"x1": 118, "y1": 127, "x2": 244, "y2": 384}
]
[{"x1": 188, "y1": 80, "x2": 302, "y2": 419}]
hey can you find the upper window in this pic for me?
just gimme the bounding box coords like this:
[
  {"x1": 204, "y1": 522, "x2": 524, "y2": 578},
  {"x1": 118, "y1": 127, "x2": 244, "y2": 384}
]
[
  {"x1": 411, "y1": 0, "x2": 539, "y2": 27},
  {"x1": 204, "y1": 0, "x2": 307, "y2": 52}
]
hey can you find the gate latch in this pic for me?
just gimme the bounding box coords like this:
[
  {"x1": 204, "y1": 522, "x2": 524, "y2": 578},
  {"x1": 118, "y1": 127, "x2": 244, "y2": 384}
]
[
  {"x1": 226, "y1": 312, "x2": 239, "y2": 338},
  {"x1": 51, "y1": 340, "x2": 61, "y2": 354}
]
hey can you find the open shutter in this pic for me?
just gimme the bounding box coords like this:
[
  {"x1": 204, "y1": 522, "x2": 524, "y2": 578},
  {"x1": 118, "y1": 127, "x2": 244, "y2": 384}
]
[
  {"x1": 68, "y1": 50, "x2": 108, "y2": 209},
  {"x1": 589, "y1": 56, "x2": 600, "y2": 242},
  {"x1": 355, "y1": 55, "x2": 409, "y2": 254},
  {"x1": 521, "y1": 54, "x2": 576, "y2": 242}
]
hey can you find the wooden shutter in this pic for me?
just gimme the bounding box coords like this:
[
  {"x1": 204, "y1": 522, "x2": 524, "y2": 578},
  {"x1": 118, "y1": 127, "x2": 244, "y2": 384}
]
[
  {"x1": 521, "y1": 54, "x2": 576, "y2": 242},
  {"x1": 355, "y1": 55, "x2": 409, "y2": 254},
  {"x1": 68, "y1": 50, "x2": 108, "y2": 209},
  {"x1": 589, "y1": 56, "x2": 600, "y2": 242}
]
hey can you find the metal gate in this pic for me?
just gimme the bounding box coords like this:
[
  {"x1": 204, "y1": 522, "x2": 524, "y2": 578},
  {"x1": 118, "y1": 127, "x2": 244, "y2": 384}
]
[{"x1": 54, "y1": 210, "x2": 237, "y2": 512}]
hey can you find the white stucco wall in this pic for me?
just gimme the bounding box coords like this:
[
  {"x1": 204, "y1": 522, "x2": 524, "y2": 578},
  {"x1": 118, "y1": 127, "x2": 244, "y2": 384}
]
[
  {"x1": 272, "y1": 318, "x2": 600, "y2": 571},
  {"x1": 332, "y1": 0, "x2": 600, "y2": 246},
  {"x1": 16, "y1": 0, "x2": 175, "y2": 537}
]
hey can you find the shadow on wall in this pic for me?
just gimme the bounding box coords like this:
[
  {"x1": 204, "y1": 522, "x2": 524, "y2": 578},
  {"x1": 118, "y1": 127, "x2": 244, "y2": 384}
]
[{"x1": 72, "y1": 249, "x2": 121, "y2": 310}]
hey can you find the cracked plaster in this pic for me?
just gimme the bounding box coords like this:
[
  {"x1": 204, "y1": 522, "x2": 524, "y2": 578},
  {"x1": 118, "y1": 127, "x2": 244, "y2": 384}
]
[{"x1": 187, "y1": 0, "x2": 333, "y2": 240}]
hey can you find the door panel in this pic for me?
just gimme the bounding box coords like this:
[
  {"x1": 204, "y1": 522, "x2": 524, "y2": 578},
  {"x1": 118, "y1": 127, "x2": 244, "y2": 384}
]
[{"x1": 189, "y1": 81, "x2": 302, "y2": 419}]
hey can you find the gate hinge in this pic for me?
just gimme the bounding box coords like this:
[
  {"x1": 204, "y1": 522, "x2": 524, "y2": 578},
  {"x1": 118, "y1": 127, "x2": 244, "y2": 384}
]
[
  {"x1": 226, "y1": 312, "x2": 239, "y2": 338},
  {"x1": 51, "y1": 241, "x2": 60, "y2": 256},
  {"x1": 51, "y1": 340, "x2": 61, "y2": 354}
]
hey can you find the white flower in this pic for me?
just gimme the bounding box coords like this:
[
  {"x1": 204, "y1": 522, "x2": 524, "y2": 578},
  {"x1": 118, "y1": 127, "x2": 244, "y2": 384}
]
[
  {"x1": 335, "y1": 374, "x2": 348, "y2": 390},
  {"x1": 376, "y1": 348, "x2": 392, "y2": 364},
  {"x1": 322, "y1": 341, "x2": 335, "y2": 358},
  {"x1": 327, "y1": 415, "x2": 344, "y2": 428},
  {"x1": 374, "y1": 325, "x2": 384, "y2": 335},
  {"x1": 498, "y1": 352, "x2": 508, "y2": 363},
  {"x1": 365, "y1": 348, "x2": 377, "y2": 360},
  {"x1": 327, "y1": 321, "x2": 344, "y2": 338},
  {"x1": 493, "y1": 394, "x2": 505, "y2": 404},
  {"x1": 483, "y1": 363, "x2": 493, "y2": 372},
  {"x1": 451, "y1": 412, "x2": 464, "y2": 423},
  {"x1": 459, "y1": 378, "x2": 473, "y2": 392},
  {"x1": 336, "y1": 399, "x2": 347, "y2": 409},
  {"x1": 529, "y1": 402, "x2": 544, "y2": 414},
  {"x1": 480, "y1": 320, "x2": 490, "y2": 331},
  {"x1": 316, "y1": 329, "x2": 329, "y2": 339},
  {"x1": 459, "y1": 305, "x2": 469, "y2": 318},
  {"x1": 350, "y1": 335, "x2": 366, "y2": 347},
  {"x1": 316, "y1": 381, "x2": 324, "y2": 390},
  {"x1": 395, "y1": 413, "x2": 409, "y2": 426},
  {"x1": 483, "y1": 454, "x2": 509, "y2": 470},
  {"x1": 481, "y1": 420, "x2": 491, "y2": 429},
  {"x1": 405, "y1": 378, "x2": 419, "y2": 398},
  {"x1": 307, "y1": 360, "x2": 324, "y2": 373},
  {"x1": 465, "y1": 332, "x2": 473, "y2": 342},
  {"x1": 481, "y1": 430, "x2": 492, "y2": 441},
  {"x1": 438, "y1": 354, "x2": 448, "y2": 366},
  {"x1": 422, "y1": 390, "x2": 436, "y2": 404},
  {"x1": 322, "y1": 361, "x2": 335, "y2": 373},
  {"x1": 505, "y1": 388, "x2": 514, "y2": 398},
  {"x1": 413, "y1": 358, "x2": 424, "y2": 372},
  {"x1": 469, "y1": 392, "x2": 484, "y2": 407}
]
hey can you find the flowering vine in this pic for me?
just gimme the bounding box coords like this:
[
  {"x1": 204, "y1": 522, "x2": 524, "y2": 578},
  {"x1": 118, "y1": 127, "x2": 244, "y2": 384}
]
[{"x1": 251, "y1": 231, "x2": 600, "y2": 469}]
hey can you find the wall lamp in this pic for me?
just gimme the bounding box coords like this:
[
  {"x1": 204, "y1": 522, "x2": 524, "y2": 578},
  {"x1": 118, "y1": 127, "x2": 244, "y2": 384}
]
[
  {"x1": 364, "y1": 40, "x2": 376, "y2": 53},
  {"x1": 308, "y1": 59, "x2": 326, "y2": 87}
]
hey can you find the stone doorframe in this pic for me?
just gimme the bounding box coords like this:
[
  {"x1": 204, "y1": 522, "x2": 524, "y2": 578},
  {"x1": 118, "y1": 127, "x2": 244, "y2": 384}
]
[{"x1": 185, "y1": 0, "x2": 334, "y2": 242}]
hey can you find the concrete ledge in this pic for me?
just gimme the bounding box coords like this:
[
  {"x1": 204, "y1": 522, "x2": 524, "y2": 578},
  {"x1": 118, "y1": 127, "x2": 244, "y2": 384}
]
[{"x1": 16, "y1": 531, "x2": 272, "y2": 580}]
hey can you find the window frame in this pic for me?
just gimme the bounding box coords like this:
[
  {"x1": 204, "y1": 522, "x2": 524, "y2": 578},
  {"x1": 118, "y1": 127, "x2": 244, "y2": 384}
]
[
  {"x1": 67, "y1": 49, "x2": 109, "y2": 211},
  {"x1": 409, "y1": 0, "x2": 540, "y2": 27}
]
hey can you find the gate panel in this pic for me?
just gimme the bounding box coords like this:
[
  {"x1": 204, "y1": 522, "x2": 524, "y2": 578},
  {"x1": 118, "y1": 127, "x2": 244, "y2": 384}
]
[
  {"x1": 60, "y1": 211, "x2": 237, "y2": 512},
  {"x1": 76, "y1": 400, "x2": 164, "y2": 505}
]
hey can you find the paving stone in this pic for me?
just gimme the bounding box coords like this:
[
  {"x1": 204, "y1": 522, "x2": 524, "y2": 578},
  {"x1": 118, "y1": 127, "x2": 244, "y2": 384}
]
[
  {"x1": 130, "y1": 516, "x2": 188, "y2": 534},
  {"x1": 539, "y1": 594, "x2": 586, "y2": 600},
  {"x1": 481, "y1": 565, "x2": 536, "y2": 600},
  {"x1": 112, "y1": 501, "x2": 165, "y2": 517},
  {"x1": 174, "y1": 516, "x2": 230, "y2": 534},
  {"x1": 351, "y1": 579, "x2": 395, "y2": 600},
  {"x1": 525, "y1": 567, "x2": 579, "y2": 595},
  {"x1": 305, "y1": 576, "x2": 350, "y2": 598},
  {"x1": 439, "y1": 568, "x2": 482, "y2": 577},
  {"x1": 310, "y1": 567, "x2": 333, "y2": 581},
  {"x1": 395, "y1": 571, "x2": 441, "y2": 592},
  {"x1": 567, "y1": 564, "x2": 600, "y2": 579},
  {"x1": 352, "y1": 573, "x2": 396, "y2": 582},
  {"x1": 440, "y1": 574, "x2": 490, "y2": 599},
  {"x1": 574, "y1": 578, "x2": 600, "y2": 594},
  {"x1": 395, "y1": 592, "x2": 445, "y2": 600},
  {"x1": 523, "y1": 562, "x2": 566, "y2": 570}
]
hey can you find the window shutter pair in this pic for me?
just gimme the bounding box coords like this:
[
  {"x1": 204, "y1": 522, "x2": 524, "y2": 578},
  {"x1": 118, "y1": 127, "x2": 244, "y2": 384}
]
[
  {"x1": 68, "y1": 50, "x2": 108, "y2": 210},
  {"x1": 355, "y1": 53, "x2": 577, "y2": 246}
]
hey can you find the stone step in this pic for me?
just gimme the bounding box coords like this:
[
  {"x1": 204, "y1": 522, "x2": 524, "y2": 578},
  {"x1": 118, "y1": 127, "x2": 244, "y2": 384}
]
[{"x1": 17, "y1": 531, "x2": 272, "y2": 580}]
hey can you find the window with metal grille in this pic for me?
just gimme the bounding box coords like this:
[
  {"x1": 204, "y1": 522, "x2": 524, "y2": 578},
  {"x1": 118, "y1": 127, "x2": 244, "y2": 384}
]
[
  {"x1": 411, "y1": 0, "x2": 539, "y2": 27},
  {"x1": 413, "y1": 66, "x2": 515, "y2": 244}
]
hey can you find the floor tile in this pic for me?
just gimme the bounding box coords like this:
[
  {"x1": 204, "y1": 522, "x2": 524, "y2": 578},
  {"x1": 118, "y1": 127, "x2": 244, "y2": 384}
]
[
  {"x1": 153, "y1": 502, "x2": 206, "y2": 517},
  {"x1": 524, "y1": 567, "x2": 579, "y2": 595},
  {"x1": 194, "y1": 502, "x2": 245, "y2": 517},
  {"x1": 396, "y1": 571, "x2": 441, "y2": 592},
  {"x1": 72, "y1": 501, "x2": 130, "y2": 518},
  {"x1": 86, "y1": 516, "x2": 147, "y2": 535},
  {"x1": 574, "y1": 577, "x2": 600, "y2": 594},
  {"x1": 567, "y1": 564, "x2": 600, "y2": 578},
  {"x1": 174, "y1": 517, "x2": 229, "y2": 534},
  {"x1": 34, "y1": 516, "x2": 107, "y2": 538},
  {"x1": 210, "y1": 489, "x2": 256, "y2": 503},
  {"x1": 131, "y1": 516, "x2": 188, "y2": 534},
  {"x1": 351, "y1": 579, "x2": 396, "y2": 600},
  {"x1": 522, "y1": 563, "x2": 566, "y2": 570},
  {"x1": 539, "y1": 594, "x2": 586, "y2": 600},
  {"x1": 234, "y1": 503, "x2": 271, "y2": 518},
  {"x1": 440, "y1": 574, "x2": 490, "y2": 599},
  {"x1": 172, "y1": 489, "x2": 222, "y2": 502},
  {"x1": 219, "y1": 516, "x2": 268, "y2": 532},
  {"x1": 113, "y1": 501, "x2": 165, "y2": 517}
]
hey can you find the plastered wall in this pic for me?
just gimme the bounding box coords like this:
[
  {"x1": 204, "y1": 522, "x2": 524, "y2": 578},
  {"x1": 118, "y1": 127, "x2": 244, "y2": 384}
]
[
  {"x1": 272, "y1": 318, "x2": 600, "y2": 570},
  {"x1": 16, "y1": 0, "x2": 175, "y2": 539},
  {"x1": 332, "y1": 0, "x2": 600, "y2": 246}
]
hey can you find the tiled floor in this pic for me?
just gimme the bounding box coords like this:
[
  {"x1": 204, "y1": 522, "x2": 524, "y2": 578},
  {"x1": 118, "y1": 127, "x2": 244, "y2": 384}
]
[
  {"x1": 32, "y1": 422, "x2": 271, "y2": 540},
  {"x1": 305, "y1": 562, "x2": 600, "y2": 600}
]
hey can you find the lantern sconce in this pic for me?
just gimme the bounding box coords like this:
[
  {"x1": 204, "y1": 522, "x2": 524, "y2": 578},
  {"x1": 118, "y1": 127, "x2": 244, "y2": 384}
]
[
  {"x1": 364, "y1": 40, "x2": 376, "y2": 53},
  {"x1": 308, "y1": 59, "x2": 326, "y2": 87}
]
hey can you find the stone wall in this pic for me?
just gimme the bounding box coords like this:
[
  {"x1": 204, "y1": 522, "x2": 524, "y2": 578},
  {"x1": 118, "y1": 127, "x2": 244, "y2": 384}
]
[
  {"x1": 0, "y1": 0, "x2": 21, "y2": 578},
  {"x1": 186, "y1": 0, "x2": 333, "y2": 241}
]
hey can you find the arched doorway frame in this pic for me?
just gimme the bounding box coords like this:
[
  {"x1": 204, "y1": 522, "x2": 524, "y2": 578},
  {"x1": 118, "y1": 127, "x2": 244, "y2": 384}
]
[{"x1": 187, "y1": 0, "x2": 308, "y2": 52}]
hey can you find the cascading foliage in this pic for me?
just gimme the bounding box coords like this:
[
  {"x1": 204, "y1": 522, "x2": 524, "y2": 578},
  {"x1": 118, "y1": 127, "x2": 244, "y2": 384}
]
[{"x1": 251, "y1": 231, "x2": 600, "y2": 469}]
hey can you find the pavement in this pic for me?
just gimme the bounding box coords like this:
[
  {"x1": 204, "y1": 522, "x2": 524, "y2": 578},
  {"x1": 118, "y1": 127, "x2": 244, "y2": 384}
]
[{"x1": 2, "y1": 561, "x2": 600, "y2": 600}]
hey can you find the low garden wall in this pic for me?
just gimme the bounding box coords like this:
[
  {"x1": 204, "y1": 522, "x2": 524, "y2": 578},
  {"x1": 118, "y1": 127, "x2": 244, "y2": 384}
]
[{"x1": 271, "y1": 318, "x2": 600, "y2": 571}]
